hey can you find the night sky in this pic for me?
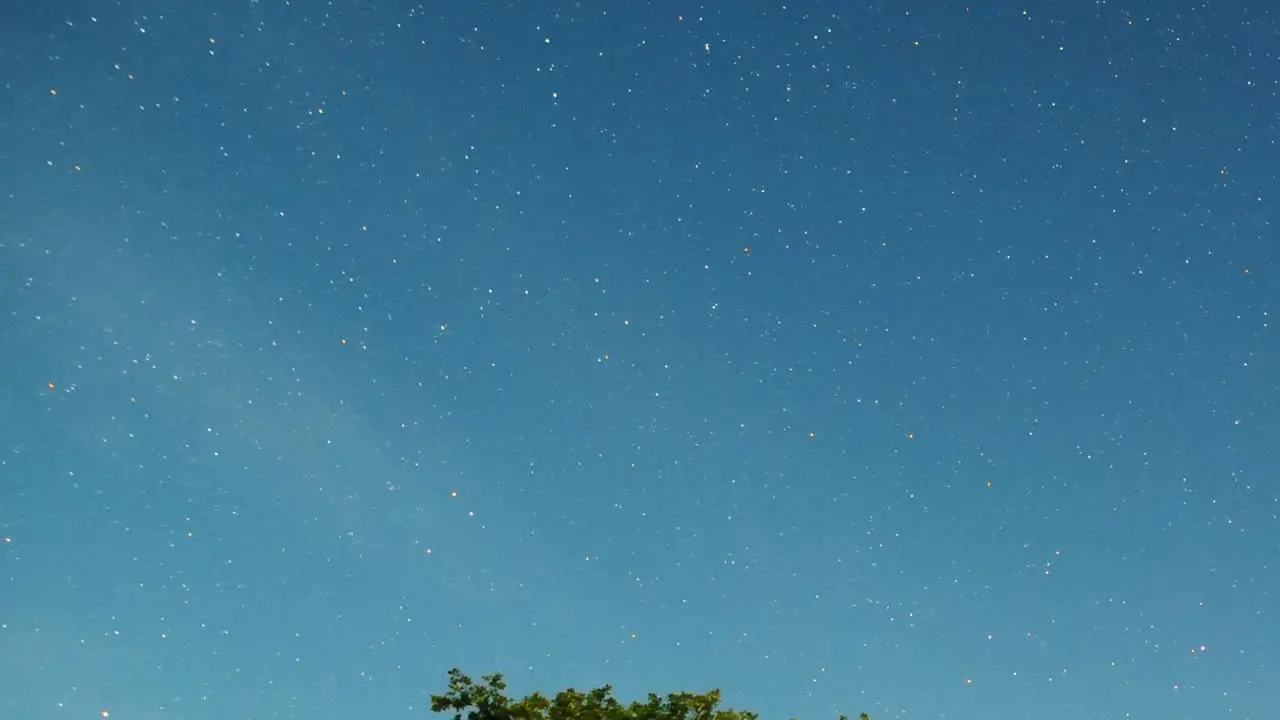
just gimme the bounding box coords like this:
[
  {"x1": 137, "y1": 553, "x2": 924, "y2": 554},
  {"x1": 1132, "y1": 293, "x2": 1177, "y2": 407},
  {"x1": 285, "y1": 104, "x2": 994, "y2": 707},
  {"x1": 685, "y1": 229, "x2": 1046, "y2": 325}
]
[{"x1": 2, "y1": 1, "x2": 1277, "y2": 719}]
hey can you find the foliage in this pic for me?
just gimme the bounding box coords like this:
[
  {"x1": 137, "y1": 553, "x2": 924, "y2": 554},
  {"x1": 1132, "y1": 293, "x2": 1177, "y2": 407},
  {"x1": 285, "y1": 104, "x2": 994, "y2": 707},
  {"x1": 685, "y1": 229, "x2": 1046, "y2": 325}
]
[{"x1": 430, "y1": 668, "x2": 869, "y2": 720}]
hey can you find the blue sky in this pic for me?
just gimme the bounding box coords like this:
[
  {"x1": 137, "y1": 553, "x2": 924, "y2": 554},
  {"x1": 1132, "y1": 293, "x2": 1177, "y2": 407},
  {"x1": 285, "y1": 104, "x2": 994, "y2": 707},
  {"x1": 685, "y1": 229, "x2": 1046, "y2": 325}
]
[{"x1": 1, "y1": 0, "x2": 1276, "y2": 719}]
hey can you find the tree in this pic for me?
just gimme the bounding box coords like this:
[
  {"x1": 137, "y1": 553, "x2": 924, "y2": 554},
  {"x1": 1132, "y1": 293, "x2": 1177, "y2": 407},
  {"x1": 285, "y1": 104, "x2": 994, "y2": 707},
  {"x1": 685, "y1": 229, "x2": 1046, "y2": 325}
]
[{"x1": 429, "y1": 668, "x2": 870, "y2": 720}]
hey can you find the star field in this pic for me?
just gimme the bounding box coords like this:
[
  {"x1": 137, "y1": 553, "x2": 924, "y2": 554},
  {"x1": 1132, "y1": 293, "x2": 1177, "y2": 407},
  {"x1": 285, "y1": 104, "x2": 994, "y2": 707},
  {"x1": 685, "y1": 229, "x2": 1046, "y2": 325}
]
[{"x1": 1, "y1": 1, "x2": 1277, "y2": 719}]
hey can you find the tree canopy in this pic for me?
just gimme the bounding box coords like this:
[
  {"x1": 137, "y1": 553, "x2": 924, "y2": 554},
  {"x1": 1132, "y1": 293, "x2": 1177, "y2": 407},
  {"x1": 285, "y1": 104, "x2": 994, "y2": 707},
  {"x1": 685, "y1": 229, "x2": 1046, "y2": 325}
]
[{"x1": 430, "y1": 668, "x2": 869, "y2": 720}]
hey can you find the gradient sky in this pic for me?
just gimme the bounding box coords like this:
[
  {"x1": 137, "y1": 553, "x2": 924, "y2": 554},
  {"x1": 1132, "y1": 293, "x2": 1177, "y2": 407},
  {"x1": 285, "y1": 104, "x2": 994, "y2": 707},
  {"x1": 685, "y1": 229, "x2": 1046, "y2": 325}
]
[{"x1": 2, "y1": 1, "x2": 1277, "y2": 719}]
